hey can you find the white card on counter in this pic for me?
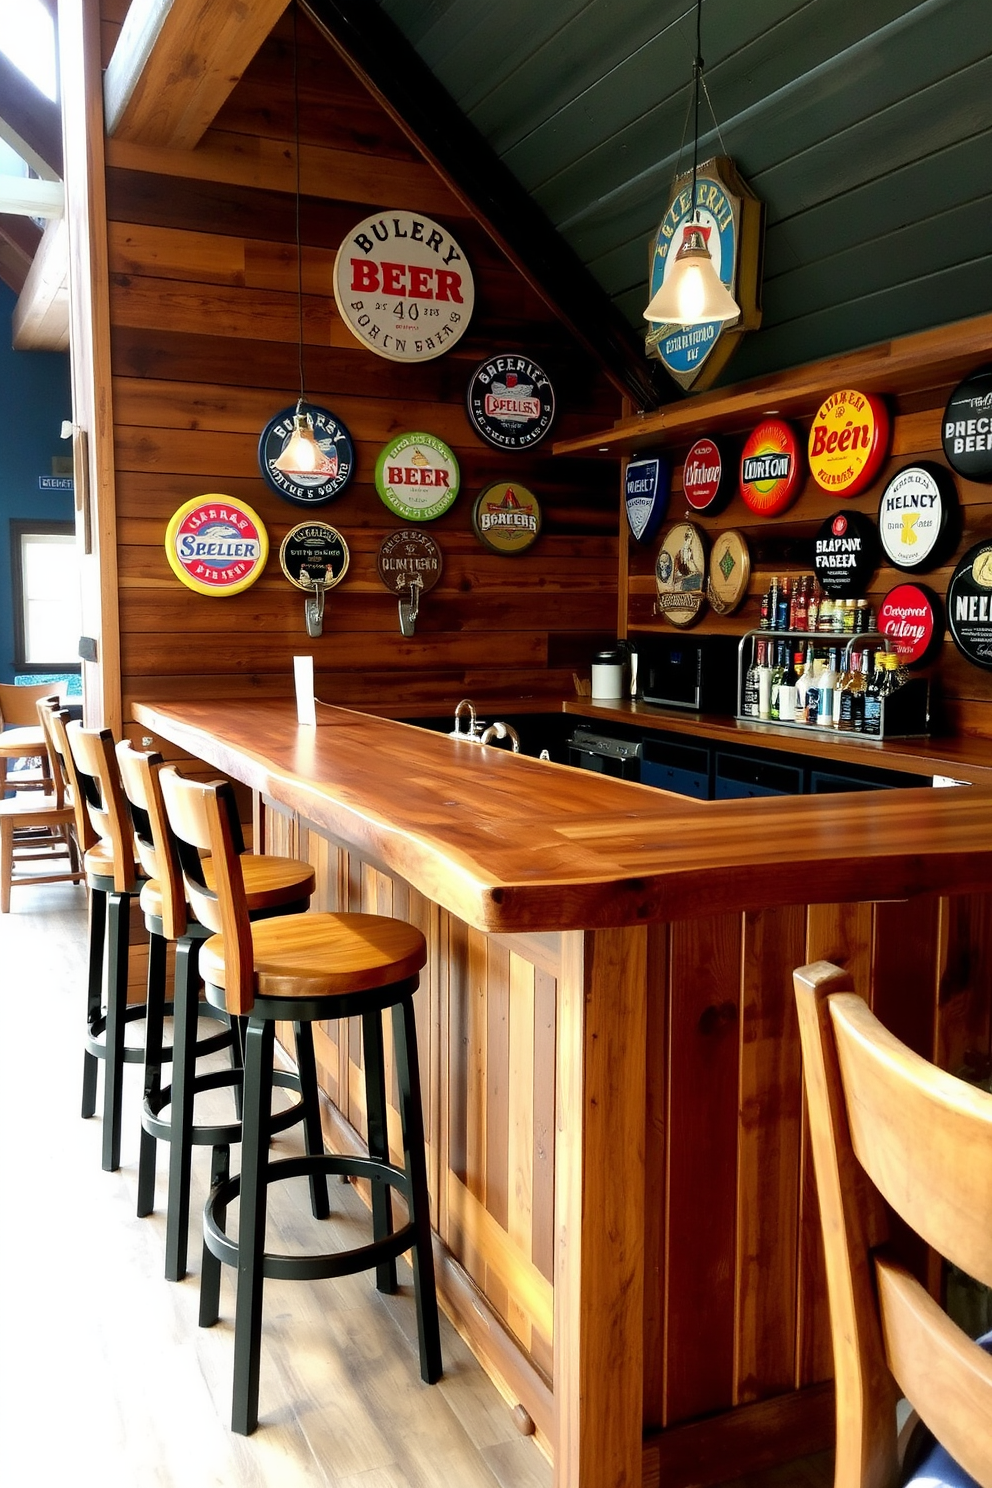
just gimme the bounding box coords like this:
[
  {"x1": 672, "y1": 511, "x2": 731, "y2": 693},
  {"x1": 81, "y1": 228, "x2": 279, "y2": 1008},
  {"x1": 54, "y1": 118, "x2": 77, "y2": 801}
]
[{"x1": 294, "y1": 655, "x2": 316, "y2": 727}]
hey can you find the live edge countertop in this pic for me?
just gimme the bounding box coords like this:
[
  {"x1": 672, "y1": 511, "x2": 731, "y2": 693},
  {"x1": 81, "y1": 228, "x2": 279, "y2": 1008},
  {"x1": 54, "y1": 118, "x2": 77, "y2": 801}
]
[{"x1": 134, "y1": 699, "x2": 992, "y2": 936}]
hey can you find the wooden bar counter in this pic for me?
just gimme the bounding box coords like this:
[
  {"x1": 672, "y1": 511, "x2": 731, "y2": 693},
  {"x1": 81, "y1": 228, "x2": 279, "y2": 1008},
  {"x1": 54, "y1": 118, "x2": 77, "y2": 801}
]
[{"x1": 135, "y1": 699, "x2": 992, "y2": 1488}]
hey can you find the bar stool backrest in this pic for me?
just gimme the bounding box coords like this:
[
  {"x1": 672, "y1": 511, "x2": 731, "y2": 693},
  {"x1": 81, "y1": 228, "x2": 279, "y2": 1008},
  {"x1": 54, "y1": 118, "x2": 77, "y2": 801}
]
[
  {"x1": 159, "y1": 766, "x2": 254, "y2": 1014},
  {"x1": 66, "y1": 722, "x2": 137, "y2": 895},
  {"x1": 42, "y1": 703, "x2": 96, "y2": 855},
  {"x1": 794, "y1": 961, "x2": 992, "y2": 1488},
  {"x1": 116, "y1": 740, "x2": 187, "y2": 941},
  {"x1": 34, "y1": 699, "x2": 68, "y2": 811},
  {"x1": 0, "y1": 681, "x2": 58, "y2": 729}
]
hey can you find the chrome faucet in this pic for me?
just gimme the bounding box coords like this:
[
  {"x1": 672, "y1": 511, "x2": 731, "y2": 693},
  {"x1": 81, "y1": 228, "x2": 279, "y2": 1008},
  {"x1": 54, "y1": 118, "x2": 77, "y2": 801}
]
[
  {"x1": 449, "y1": 699, "x2": 485, "y2": 742},
  {"x1": 480, "y1": 721, "x2": 520, "y2": 753}
]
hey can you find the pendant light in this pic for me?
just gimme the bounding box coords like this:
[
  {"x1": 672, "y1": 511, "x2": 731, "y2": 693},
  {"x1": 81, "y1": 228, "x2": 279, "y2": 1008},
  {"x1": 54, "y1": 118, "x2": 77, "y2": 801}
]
[
  {"x1": 273, "y1": 4, "x2": 328, "y2": 477},
  {"x1": 644, "y1": 0, "x2": 740, "y2": 327}
]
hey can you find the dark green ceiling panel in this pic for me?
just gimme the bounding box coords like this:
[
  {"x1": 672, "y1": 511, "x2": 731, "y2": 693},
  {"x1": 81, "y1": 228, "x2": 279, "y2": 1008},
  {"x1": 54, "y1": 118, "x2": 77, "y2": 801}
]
[{"x1": 379, "y1": 0, "x2": 992, "y2": 390}]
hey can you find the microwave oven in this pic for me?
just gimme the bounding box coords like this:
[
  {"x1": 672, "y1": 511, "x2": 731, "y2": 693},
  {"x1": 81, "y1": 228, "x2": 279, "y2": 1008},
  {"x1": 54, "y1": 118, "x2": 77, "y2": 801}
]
[{"x1": 638, "y1": 634, "x2": 739, "y2": 714}]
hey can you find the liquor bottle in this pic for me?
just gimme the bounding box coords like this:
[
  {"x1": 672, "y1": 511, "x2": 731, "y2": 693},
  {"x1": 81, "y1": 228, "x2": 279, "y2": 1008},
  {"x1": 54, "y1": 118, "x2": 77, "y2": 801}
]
[
  {"x1": 757, "y1": 641, "x2": 772, "y2": 719},
  {"x1": 743, "y1": 640, "x2": 762, "y2": 716},
  {"x1": 779, "y1": 649, "x2": 799, "y2": 724},
  {"x1": 759, "y1": 586, "x2": 772, "y2": 630},
  {"x1": 795, "y1": 642, "x2": 816, "y2": 719},
  {"x1": 863, "y1": 653, "x2": 884, "y2": 736},
  {"x1": 776, "y1": 578, "x2": 791, "y2": 632},
  {"x1": 769, "y1": 642, "x2": 786, "y2": 721},
  {"x1": 837, "y1": 650, "x2": 861, "y2": 731},
  {"x1": 817, "y1": 647, "x2": 839, "y2": 727},
  {"x1": 851, "y1": 650, "x2": 871, "y2": 732},
  {"x1": 842, "y1": 598, "x2": 857, "y2": 633},
  {"x1": 766, "y1": 576, "x2": 779, "y2": 630},
  {"x1": 818, "y1": 597, "x2": 834, "y2": 634},
  {"x1": 792, "y1": 576, "x2": 808, "y2": 632},
  {"x1": 854, "y1": 598, "x2": 870, "y2": 634},
  {"x1": 882, "y1": 651, "x2": 907, "y2": 693},
  {"x1": 806, "y1": 584, "x2": 820, "y2": 634},
  {"x1": 832, "y1": 598, "x2": 846, "y2": 634}
]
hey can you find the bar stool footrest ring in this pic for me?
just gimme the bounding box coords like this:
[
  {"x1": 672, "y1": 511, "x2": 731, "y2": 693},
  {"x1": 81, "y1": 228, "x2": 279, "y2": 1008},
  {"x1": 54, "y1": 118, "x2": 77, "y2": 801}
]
[{"x1": 141, "y1": 1067, "x2": 308, "y2": 1147}]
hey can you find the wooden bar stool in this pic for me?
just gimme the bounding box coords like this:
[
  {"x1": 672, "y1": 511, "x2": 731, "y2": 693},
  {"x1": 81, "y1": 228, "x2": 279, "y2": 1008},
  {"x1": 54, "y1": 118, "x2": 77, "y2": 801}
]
[
  {"x1": 0, "y1": 682, "x2": 58, "y2": 796},
  {"x1": 116, "y1": 740, "x2": 319, "y2": 1282},
  {"x1": 159, "y1": 766, "x2": 442, "y2": 1436},
  {"x1": 0, "y1": 700, "x2": 83, "y2": 910}
]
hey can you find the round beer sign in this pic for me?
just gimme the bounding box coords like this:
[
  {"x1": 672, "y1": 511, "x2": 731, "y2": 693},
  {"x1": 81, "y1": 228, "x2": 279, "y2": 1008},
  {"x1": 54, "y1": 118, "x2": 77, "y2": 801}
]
[
  {"x1": 877, "y1": 463, "x2": 958, "y2": 572},
  {"x1": 707, "y1": 529, "x2": 751, "y2": 615},
  {"x1": 376, "y1": 529, "x2": 443, "y2": 594},
  {"x1": 472, "y1": 482, "x2": 542, "y2": 555},
  {"x1": 877, "y1": 583, "x2": 942, "y2": 666},
  {"x1": 942, "y1": 366, "x2": 992, "y2": 481},
  {"x1": 813, "y1": 510, "x2": 879, "y2": 597},
  {"x1": 683, "y1": 436, "x2": 734, "y2": 513},
  {"x1": 165, "y1": 495, "x2": 268, "y2": 597},
  {"x1": 375, "y1": 432, "x2": 460, "y2": 522},
  {"x1": 948, "y1": 539, "x2": 992, "y2": 669},
  {"x1": 258, "y1": 403, "x2": 354, "y2": 507},
  {"x1": 654, "y1": 522, "x2": 707, "y2": 627},
  {"x1": 278, "y1": 522, "x2": 350, "y2": 591},
  {"x1": 466, "y1": 355, "x2": 555, "y2": 450},
  {"x1": 333, "y1": 210, "x2": 474, "y2": 363},
  {"x1": 807, "y1": 389, "x2": 890, "y2": 496},
  {"x1": 739, "y1": 420, "x2": 804, "y2": 515}
]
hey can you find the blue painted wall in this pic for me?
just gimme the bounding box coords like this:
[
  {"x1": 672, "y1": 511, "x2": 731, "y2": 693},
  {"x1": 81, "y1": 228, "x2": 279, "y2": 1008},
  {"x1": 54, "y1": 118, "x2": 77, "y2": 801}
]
[{"x1": 0, "y1": 280, "x2": 73, "y2": 682}]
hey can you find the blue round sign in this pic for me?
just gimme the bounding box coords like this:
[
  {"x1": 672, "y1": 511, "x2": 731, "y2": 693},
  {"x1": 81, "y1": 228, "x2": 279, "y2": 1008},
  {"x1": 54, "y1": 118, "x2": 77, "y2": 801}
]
[{"x1": 258, "y1": 403, "x2": 355, "y2": 507}]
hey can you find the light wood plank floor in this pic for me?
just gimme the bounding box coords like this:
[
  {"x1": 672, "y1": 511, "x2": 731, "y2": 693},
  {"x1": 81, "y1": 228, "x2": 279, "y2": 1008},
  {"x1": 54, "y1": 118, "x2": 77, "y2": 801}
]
[{"x1": 0, "y1": 880, "x2": 832, "y2": 1488}]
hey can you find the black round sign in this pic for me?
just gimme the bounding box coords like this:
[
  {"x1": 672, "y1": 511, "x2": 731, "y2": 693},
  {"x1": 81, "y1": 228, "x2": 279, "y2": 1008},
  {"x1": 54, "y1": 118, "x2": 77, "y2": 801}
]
[
  {"x1": 259, "y1": 404, "x2": 355, "y2": 507},
  {"x1": 278, "y1": 522, "x2": 349, "y2": 591},
  {"x1": 466, "y1": 355, "x2": 555, "y2": 451},
  {"x1": 947, "y1": 539, "x2": 992, "y2": 670},
  {"x1": 813, "y1": 509, "x2": 879, "y2": 597},
  {"x1": 942, "y1": 366, "x2": 992, "y2": 482},
  {"x1": 877, "y1": 462, "x2": 958, "y2": 573}
]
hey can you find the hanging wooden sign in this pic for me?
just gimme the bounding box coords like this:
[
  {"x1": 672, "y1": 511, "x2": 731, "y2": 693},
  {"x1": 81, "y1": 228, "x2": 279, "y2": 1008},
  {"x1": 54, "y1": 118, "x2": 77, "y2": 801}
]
[
  {"x1": 942, "y1": 366, "x2": 992, "y2": 481},
  {"x1": 707, "y1": 529, "x2": 751, "y2": 615},
  {"x1": 877, "y1": 583, "x2": 943, "y2": 666},
  {"x1": 807, "y1": 389, "x2": 890, "y2": 496},
  {"x1": 739, "y1": 419, "x2": 804, "y2": 515},
  {"x1": 947, "y1": 539, "x2": 992, "y2": 669},
  {"x1": 376, "y1": 529, "x2": 443, "y2": 595},
  {"x1": 624, "y1": 456, "x2": 670, "y2": 542},
  {"x1": 333, "y1": 210, "x2": 474, "y2": 363},
  {"x1": 472, "y1": 482, "x2": 542, "y2": 554},
  {"x1": 258, "y1": 403, "x2": 354, "y2": 506},
  {"x1": 645, "y1": 156, "x2": 764, "y2": 392},
  {"x1": 164, "y1": 496, "x2": 268, "y2": 597},
  {"x1": 654, "y1": 521, "x2": 708, "y2": 627},
  {"x1": 466, "y1": 355, "x2": 555, "y2": 450},
  {"x1": 877, "y1": 463, "x2": 958, "y2": 572},
  {"x1": 813, "y1": 510, "x2": 879, "y2": 598},
  {"x1": 682, "y1": 435, "x2": 734, "y2": 513},
  {"x1": 375, "y1": 432, "x2": 460, "y2": 521}
]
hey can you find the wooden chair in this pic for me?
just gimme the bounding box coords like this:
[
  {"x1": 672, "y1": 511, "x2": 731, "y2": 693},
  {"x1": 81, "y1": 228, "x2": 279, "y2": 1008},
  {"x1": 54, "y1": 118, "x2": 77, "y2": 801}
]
[
  {"x1": 0, "y1": 700, "x2": 83, "y2": 911},
  {"x1": 116, "y1": 740, "x2": 317, "y2": 1282},
  {"x1": 0, "y1": 682, "x2": 59, "y2": 794},
  {"x1": 159, "y1": 765, "x2": 442, "y2": 1435},
  {"x1": 794, "y1": 960, "x2": 992, "y2": 1488}
]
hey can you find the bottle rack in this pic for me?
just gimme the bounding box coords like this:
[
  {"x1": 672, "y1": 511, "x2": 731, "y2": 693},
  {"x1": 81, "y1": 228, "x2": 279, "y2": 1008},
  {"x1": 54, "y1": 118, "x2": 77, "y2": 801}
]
[{"x1": 735, "y1": 629, "x2": 931, "y2": 740}]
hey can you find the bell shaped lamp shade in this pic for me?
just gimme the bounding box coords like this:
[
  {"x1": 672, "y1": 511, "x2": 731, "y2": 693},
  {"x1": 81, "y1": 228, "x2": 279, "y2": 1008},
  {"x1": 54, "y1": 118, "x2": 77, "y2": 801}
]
[
  {"x1": 644, "y1": 224, "x2": 741, "y2": 325},
  {"x1": 273, "y1": 403, "x2": 335, "y2": 476}
]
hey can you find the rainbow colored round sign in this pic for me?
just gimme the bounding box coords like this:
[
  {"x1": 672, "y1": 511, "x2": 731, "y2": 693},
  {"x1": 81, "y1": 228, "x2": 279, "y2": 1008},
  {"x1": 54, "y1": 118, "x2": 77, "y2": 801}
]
[{"x1": 165, "y1": 495, "x2": 268, "y2": 596}]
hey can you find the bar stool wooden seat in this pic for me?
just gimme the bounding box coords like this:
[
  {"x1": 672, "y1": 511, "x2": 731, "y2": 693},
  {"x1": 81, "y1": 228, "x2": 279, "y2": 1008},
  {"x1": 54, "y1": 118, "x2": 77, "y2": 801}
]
[
  {"x1": 159, "y1": 766, "x2": 442, "y2": 1436},
  {"x1": 0, "y1": 700, "x2": 83, "y2": 910},
  {"x1": 116, "y1": 740, "x2": 318, "y2": 1281},
  {"x1": 794, "y1": 961, "x2": 992, "y2": 1488},
  {"x1": 0, "y1": 682, "x2": 58, "y2": 795}
]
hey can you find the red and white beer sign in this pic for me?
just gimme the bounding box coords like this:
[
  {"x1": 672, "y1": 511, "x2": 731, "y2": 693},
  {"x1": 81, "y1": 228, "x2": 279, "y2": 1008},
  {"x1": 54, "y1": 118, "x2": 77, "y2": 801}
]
[
  {"x1": 333, "y1": 210, "x2": 474, "y2": 363},
  {"x1": 682, "y1": 436, "x2": 734, "y2": 513},
  {"x1": 877, "y1": 583, "x2": 942, "y2": 666}
]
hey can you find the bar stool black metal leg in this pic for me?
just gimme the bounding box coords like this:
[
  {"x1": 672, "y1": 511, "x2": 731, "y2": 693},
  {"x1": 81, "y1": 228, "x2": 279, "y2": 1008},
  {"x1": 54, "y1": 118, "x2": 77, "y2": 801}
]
[
  {"x1": 102, "y1": 891, "x2": 131, "y2": 1172},
  {"x1": 199, "y1": 1142, "x2": 229, "y2": 1328},
  {"x1": 229, "y1": 1014, "x2": 245, "y2": 1120},
  {"x1": 137, "y1": 928, "x2": 168, "y2": 1216},
  {"x1": 362, "y1": 1008, "x2": 397, "y2": 1293},
  {"x1": 293, "y1": 1021, "x2": 330, "y2": 1221},
  {"x1": 392, "y1": 994, "x2": 442, "y2": 1383},
  {"x1": 232, "y1": 1015, "x2": 275, "y2": 1436},
  {"x1": 165, "y1": 936, "x2": 201, "y2": 1282},
  {"x1": 81, "y1": 886, "x2": 106, "y2": 1119}
]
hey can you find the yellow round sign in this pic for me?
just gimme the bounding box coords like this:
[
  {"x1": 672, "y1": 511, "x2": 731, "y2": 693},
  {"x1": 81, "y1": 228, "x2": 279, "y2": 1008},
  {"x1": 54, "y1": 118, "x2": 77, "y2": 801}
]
[
  {"x1": 164, "y1": 495, "x2": 269, "y2": 597},
  {"x1": 807, "y1": 389, "x2": 890, "y2": 497}
]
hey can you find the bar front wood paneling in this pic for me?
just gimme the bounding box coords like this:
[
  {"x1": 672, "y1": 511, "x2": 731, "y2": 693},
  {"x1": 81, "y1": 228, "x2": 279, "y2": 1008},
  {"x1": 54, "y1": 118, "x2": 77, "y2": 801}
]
[{"x1": 136, "y1": 699, "x2": 992, "y2": 1488}]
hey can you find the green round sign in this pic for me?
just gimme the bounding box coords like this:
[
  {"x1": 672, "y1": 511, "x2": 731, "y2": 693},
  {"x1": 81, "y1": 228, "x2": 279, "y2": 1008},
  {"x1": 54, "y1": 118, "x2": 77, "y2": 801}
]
[{"x1": 374, "y1": 431, "x2": 460, "y2": 522}]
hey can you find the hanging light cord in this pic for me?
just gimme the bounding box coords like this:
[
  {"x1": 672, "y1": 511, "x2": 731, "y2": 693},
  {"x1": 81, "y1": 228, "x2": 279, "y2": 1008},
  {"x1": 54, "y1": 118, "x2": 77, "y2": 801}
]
[
  {"x1": 292, "y1": 3, "x2": 305, "y2": 410},
  {"x1": 690, "y1": 0, "x2": 702, "y2": 221}
]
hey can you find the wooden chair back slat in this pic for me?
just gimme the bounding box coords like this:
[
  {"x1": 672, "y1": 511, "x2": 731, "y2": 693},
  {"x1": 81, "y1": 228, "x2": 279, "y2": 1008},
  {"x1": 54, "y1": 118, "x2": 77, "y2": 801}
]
[
  {"x1": 35, "y1": 700, "x2": 66, "y2": 811},
  {"x1": 795, "y1": 959, "x2": 992, "y2": 1488},
  {"x1": 66, "y1": 722, "x2": 136, "y2": 893},
  {"x1": 116, "y1": 741, "x2": 187, "y2": 940},
  {"x1": 44, "y1": 705, "x2": 96, "y2": 855},
  {"x1": 159, "y1": 766, "x2": 254, "y2": 1014},
  {"x1": 830, "y1": 992, "x2": 992, "y2": 1288},
  {"x1": 0, "y1": 681, "x2": 59, "y2": 728}
]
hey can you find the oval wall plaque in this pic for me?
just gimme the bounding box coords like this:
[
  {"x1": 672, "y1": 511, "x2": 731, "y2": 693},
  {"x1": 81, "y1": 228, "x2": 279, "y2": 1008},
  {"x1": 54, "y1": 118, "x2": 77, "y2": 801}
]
[
  {"x1": 683, "y1": 435, "x2": 734, "y2": 513},
  {"x1": 472, "y1": 482, "x2": 542, "y2": 555},
  {"x1": 258, "y1": 403, "x2": 354, "y2": 507},
  {"x1": 707, "y1": 529, "x2": 751, "y2": 615},
  {"x1": 375, "y1": 432, "x2": 460, "y2": 522},
  {"x1": 942, "y1": 366, "x2": 992, "y2": 481},
  {"x1": 654, "y1": 522, "x2": 708, "y2": 627},
  {"x1": 813, "y1": 510, "x2": 879, "y2": 598},
  {"x1": 466, "y1": 355, "x2": 555, "y2": 450},
  {"x1": 877, "y1": 463, "x2": 958, "y2": 572},
  {"x1": 333, "y1": 210, "x2": 474, "y2": 363},
  {"x1": 947, "y1": 539, "x2": 992, "y2": 669},
  {"x1": 279, "y1": 522, "x2": 350, "y2": 591},
  {"x1": 624, "y1": 456, "x2": 670, "y2": 543},
  {"x1": 807, "y1": 388, "x2": 890, "y2": 497},
  {"x1": 164, "y1": 495, "x2": 268, "y2": 597},
  {"x1": 376, "y1": 529, "x2": 443, "y2": 594},
  {"x1": 877, "y1": 582, "x2": 943, "y2": 666},
  {"x1": 739, "y1": 419, "x2": 804, "y2": 516}
]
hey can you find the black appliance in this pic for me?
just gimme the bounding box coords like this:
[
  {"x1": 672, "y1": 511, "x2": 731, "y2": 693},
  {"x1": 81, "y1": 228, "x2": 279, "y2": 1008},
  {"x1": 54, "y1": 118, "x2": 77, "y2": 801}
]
[
  {"x1": 638, "y1": 634, "x2": 738, "y2": 713},
  {"x1": 567, "y1": 727, "x2": 641, "y2": 781}
]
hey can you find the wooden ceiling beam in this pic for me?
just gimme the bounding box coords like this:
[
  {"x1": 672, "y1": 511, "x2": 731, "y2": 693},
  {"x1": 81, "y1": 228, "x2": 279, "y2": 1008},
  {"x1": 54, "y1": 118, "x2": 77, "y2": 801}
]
[
  {"x1": 0, "y1": 50, "x2": 62, "y2": 179},
  {"x1": 299, "y1": 0, "x2": 666, "y2": 412},
  {"x1": 105, "y1": 0, "x2": 293, "y2": 148},
  {"x1": 12, "y1": 216, "x2": 69, "y2": 351}
]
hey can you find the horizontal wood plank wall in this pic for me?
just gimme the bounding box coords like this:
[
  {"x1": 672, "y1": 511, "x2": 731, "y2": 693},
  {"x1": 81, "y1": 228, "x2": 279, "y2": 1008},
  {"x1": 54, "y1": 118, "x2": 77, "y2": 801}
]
[
  {"x1": 103, "y1": 6, "x2": 620, "y2": 726},
  {"x1": 625, "y1": 387, "x2": 992, "y2": 739}
]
